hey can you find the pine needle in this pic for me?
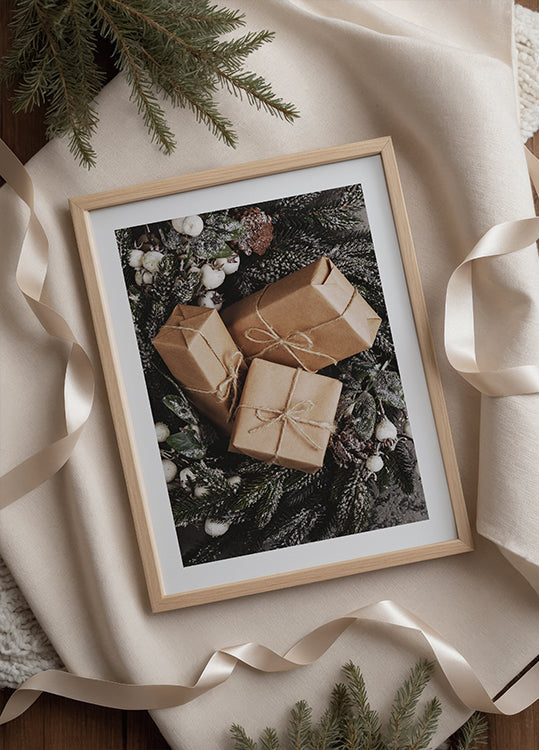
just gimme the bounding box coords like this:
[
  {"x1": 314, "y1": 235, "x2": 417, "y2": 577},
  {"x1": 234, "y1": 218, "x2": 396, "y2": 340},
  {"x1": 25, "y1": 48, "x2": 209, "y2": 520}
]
[
  {"x1": 385, "y1": 660, "x2": 435, "y2": 750},
  {"x1": 0, "y1": 0, "x2": 299, "y2": 167},
  {"x1": 451, "y1": 712, "x2": 488, "y2": 750}
]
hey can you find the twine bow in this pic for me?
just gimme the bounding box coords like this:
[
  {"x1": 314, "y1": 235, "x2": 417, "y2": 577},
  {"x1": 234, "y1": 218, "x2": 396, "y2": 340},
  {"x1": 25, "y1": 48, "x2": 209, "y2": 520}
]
[
  {"x1": 243, "y1": 285, "x2": 361, "y2": 371},
  {"x1": 163, "y1": 325, "x2": 243, "y2": 420},
  {"x1": 244, "y1": 326, "x2": 332, "y2": 371},
  {"x1": 238, "y1": 369, "x2": 334, "y2": 462},
  {"x1": 248, "y1": 400, "x2": 334, "y2": 451}
]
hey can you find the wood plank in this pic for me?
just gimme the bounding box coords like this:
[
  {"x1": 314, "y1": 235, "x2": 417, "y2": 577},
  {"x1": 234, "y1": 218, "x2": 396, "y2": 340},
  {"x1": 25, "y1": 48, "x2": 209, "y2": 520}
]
[
  {"x1": 125, "y1": 710, "x2": 170, "y2": 750},
  {"x1": 0, "y1": 688, "x2": 44, "y2": 750},
  {"x1": 0, "y1": 689, "x2": 124, "y2": 750},
  {"x1": 488, "y1": 700, "x2": 539, "y2": 750},
  {"x1": 42, "y1": 693, "x2": 124, "y2": 750}
]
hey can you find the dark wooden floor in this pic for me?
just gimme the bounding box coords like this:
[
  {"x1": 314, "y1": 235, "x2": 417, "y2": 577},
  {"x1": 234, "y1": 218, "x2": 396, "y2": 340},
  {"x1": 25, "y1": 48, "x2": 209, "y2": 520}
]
[{"x1": 0, "y1": 1, "x2": 538, "y2": 747}]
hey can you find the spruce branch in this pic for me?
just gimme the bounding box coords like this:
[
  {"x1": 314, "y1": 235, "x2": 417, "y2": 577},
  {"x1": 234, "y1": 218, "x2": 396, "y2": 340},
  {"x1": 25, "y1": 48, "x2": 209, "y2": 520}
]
[
  {"x1": 287, "y1": 701, "x2": 313, "y2": 750},
  {"x1": 259, "y1": 728, "x2": 281, "y2": 750},
  {"x1": 450, "y1": 712, "x2": 488, "y2": 750},
  {"x1": 405, "y1": 698, "x2": 442, "y2": 750},
  {"x1": 231, "y1": 724, "x2": 258, "y2": 750},
  {"x1": 1, "y1": 0, "x2": 299, "y2": 167},
  {"x1": 229, "y1": 660, "x2": 444, "y2": 750},
  {"x1": 386, "y1": 660, "x2": 435, "y2": 750}
]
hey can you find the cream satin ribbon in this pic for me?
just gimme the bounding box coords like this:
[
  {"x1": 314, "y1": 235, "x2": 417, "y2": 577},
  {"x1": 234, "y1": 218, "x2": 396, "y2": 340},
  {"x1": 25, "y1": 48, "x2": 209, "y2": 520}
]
[
  {"x1": 0, "y1": 599, "x2": 537, "y2": 725},
  {"x1": 1, "y1": 135, "x2": 538, "y2": 723},
  {"x1": 0, "y1": 140, "x2": 94, "y2": 509}
]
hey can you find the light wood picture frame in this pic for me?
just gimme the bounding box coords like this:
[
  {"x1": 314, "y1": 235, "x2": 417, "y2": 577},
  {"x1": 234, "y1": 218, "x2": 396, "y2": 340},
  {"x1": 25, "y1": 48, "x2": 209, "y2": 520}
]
[{"x1": 70, "y1": 138, "x2": 473, "y2": 613}]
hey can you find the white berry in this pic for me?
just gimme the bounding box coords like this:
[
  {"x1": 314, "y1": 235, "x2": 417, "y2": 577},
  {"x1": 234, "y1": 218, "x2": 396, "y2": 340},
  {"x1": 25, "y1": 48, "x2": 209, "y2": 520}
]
[
  {"x1": 375, "y1": 418, "x2": 397, "y2": 442},
  {"x1": 128, "y1": 249, "x2": 144, "y2": 268},
  {"x1": 227, "y1": 475, "x2": 241, "y2": 488},
  {"x1": 155, "y1": 422, "x2": 170, "y2": 442},
  {"x1": 135, "y1": 269, "x2": 153, "y2": 286},
  {"x1": 179, "y1": 467, "x2": 196, "y2": 488},
  {"x1": 142, "y1": 250, "x2": 164, "y2": 273},
  {"x1": 366, "y1": 454, "x2": 384, "y2": 473},
  {"x1": 171, "y1": 217, "x2": 185, "y2": 233},
  {"x1": 197, "y1": 290, "x2": 223, "y2": 310},
  {"x1": 162, "y1": 459, "x2": 177, "y2": 483},
  {"x1": 214, "y1": 254, "x2": 240, "y2": 275},
  {"x1": 403, "y1": 420, "x2": 413, "y2": 438},
  {"x1": 182, "y1": 215, "x2": 204, "y2": 237},
  {"x1": 194, "y1": 484, "x2": 210, "y2": 498},
  {"x1": 204, "y1": 519, "x2": 230, "y2": 537},
  {"x1": 200, "y1": 263, "x2": 225, "y2": 290}
]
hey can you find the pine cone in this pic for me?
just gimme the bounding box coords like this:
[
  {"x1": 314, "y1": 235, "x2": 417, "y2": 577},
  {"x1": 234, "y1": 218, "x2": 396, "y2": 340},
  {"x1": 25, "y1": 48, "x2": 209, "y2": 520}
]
[
  {"x1": 329, "y1": 421, "x2": 368, "y2": 468},
  {"x1": 235, "y1": 206, "x2": 274, "y2": 255}
]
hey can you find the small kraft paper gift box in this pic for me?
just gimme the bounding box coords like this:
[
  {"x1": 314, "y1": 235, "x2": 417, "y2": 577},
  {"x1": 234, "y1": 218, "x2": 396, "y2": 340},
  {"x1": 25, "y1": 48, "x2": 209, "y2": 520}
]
[
  {"x1": 230, "y1": 359, "x2": 343, "y2": 473},
  {"x1": 153, "y1": 305, "x2": 246, "y2": 434},
  {"x1": 221, "y1": 258, "x2": 381, "y2": 372}
]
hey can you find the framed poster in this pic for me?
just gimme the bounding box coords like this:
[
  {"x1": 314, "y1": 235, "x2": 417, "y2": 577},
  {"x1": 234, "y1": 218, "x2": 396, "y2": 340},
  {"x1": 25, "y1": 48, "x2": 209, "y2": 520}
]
[{"x1": 70, "y1": 138, "x2": 472, "y2": 612}]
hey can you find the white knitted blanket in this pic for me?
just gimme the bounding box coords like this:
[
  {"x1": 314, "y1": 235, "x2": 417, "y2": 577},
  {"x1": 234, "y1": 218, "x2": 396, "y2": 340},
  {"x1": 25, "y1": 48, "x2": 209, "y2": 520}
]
[{"x1": 1, "y1": 2, "x2": 538, "y2": 690}]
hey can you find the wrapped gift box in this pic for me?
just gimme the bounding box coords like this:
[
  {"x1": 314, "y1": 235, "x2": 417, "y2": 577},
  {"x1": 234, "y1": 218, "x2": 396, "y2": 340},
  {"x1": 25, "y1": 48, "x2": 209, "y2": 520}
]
[
  {"x1": 221, "y1": 258, "x2": 381, "y2": 371},
  {"x1": 152, "y1": 305, "x2": 246, "y2": 433},
  {"x1": 230, "y1": 358, "x2": 342, "y2": 472}
]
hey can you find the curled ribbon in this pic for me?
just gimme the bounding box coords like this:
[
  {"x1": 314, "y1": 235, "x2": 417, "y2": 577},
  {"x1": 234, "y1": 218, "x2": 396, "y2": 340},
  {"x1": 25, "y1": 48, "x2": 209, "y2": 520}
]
[
  {"x1": 0, "y1": 141, "x2": 95, "y2": 509},
  {"x1": 0, "y1": 599, "x2": 536, "y2": 725}
]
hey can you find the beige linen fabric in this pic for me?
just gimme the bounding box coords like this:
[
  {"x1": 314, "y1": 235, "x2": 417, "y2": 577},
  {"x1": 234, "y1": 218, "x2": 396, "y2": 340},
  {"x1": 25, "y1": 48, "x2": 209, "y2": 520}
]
[{"x1": 1, "y1": 1, "x2": 537, "y2": 747}]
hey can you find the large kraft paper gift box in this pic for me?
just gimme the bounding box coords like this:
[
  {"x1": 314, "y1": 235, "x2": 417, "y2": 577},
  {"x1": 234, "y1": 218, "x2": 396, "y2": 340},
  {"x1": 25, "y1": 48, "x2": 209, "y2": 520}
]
[
  {"x1": 152, "y1": 304, "x2": 246, "y2": 434},
  {"x1": 1, "y1": 1, "x2": 538, "y2": 748},
  {"x1": 221, "y1": 257, "x2": 381, "y2": 371}
]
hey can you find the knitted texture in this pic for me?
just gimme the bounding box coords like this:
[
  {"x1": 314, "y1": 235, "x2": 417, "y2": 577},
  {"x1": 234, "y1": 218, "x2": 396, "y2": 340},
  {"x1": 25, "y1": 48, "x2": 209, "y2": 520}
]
[
  {"x1": 0, "y1": 557, "x2": 61, "y2": 688},
  {"x1": 1, "y1": 5, "x2": 539, "y2": 691},
  {"x1": 516, "y1": 3, "x2": 539, "y2": 140}
]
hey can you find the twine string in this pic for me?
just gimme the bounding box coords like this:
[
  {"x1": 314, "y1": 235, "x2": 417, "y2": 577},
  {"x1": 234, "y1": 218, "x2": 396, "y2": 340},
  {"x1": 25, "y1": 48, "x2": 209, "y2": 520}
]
[
  {"x1": 243, "y1": 283, "x2": 359, "y2": 370},
  {"x1": 237, "y1": 370, "x2": 334, "y2": 460},
  {"x1": 163, "y1": 325, "x2": 243, "y2": 418}
]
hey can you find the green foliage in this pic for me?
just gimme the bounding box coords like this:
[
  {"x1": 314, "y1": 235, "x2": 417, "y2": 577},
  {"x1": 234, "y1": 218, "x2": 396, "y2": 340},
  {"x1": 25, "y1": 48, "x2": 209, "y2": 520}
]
[
  {"x1": 166, "y1": 429, "x2": 205, "y2": 459},
  {"x1": 116, "y1": 184, "x2": 429, "y2": 566},
  {"x1": 229, "y1": 660, "x2": 472, "y2": 750},
  {"x1": 1, "y1": 0, "x2": 299, "y2": 168},
  {"x1": 448, "y1": 713, "x2": 488, "y2": 750}
]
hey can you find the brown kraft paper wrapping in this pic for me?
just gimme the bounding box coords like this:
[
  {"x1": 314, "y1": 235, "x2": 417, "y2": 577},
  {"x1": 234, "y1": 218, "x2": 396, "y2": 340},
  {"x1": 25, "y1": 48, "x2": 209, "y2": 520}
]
[
  {"x1": 230, "y1": 359, "x2": 343, "y2": 473},
  {"x1": 152, "y1": 305, "x2": 246, "y2": 434},
  {"x1": 221, "y1": 258, "x2": 381, "y2": 371}
]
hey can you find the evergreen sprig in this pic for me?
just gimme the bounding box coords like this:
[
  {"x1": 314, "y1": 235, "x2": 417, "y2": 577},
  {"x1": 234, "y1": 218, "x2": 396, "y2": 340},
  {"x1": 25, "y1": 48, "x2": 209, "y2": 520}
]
[
  {"x1": 229, "y1": 660, "x2": 488, "y2": 750},
  {"x1": 1, "y1": 0, "x2": 299, "y2": 167}
]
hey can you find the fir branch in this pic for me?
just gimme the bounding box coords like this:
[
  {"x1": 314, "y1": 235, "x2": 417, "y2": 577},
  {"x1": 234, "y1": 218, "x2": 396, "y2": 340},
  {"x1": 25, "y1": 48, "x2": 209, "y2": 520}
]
[
  {"x1": 259, "y1": 728, "x2": 280, "y2": 750},
  {"x1": 342, "y1": 661, "x2": 383, "y2": 749},
  {"x1": 450, "y1": 712, "x2": 488, "y2": 750},
  {"x1": 405, "y1": 698, "x2": 442, "y2": 750},
  {"x1": 231, "y1": 724, "x2": 258, "y2": 750},
  {"x1": 229, "y1": 660, "x2": 444, "y2": 750},
  {"x1": 1, "y1": 0, "x2": 299, "y2": 166},
  {"x1": 287, "y1": 701, "x2": 313, "y2": 750},
  {"x1": 94, "y1": 0, "x2": 177, "y2": 154},
  {"x1": 105, "y1": 0, "x2": 299, "y2": 122},
  {"x1": 386, "y1": 660, "x2": 435, "y2": 750}
]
